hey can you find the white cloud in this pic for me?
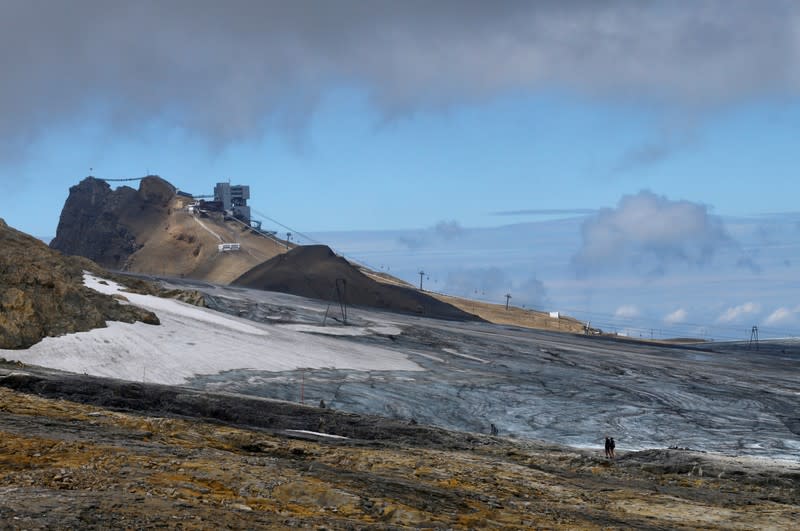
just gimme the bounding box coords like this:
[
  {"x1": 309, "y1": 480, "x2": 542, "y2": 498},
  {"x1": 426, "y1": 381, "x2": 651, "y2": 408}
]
[
  {"x1": 572, "y1": 190, "x2": 732, "y2": 275},
  {"x1": 716, "y1": 302, "x2": 761, "y2": 324},
  {"x1": 764, "y1": 307, "x2": 797, "y2": 327},
  {"x1": 664, "y1": 308, "x2": 687, "y2": 325},
  {"x1": 614, "y1": 304, "x2": 640, "y2": 319}
]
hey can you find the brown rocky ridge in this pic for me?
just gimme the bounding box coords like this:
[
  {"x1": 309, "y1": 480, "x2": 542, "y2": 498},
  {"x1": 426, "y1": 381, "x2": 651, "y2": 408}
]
[
  {"x1": 0, "y1": 220, "x2": 159, "y2": 348},
  {"x1": 50, "y1": 175, "x2": 288, "y2": 284},
  {"x1": 433, "y1": 292, "x2": 587, "y2": 334},
  {"x1": 0, "y1": 218, "x2": 158, "y2": 349}
]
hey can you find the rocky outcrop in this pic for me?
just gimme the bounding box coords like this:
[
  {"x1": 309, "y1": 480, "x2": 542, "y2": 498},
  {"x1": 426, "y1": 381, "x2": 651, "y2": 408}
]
[
  {"x1": 49, "y1": 176, "x2": 175, "y2": 270},
  {"x1": 47, "y1": 175, "x2": 288, "y2": 284},
  {"x1": 0, "y1": 218, "x2": 158, "y2": 349}
]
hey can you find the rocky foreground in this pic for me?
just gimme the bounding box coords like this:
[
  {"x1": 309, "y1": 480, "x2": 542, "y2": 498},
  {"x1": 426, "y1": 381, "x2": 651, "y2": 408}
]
[
  {"x1": 0, "y1": 364, "x2": 797, "y2": 530},
  {"x1": 0, "y1": 218, "x2": 158, "y2": 349}
]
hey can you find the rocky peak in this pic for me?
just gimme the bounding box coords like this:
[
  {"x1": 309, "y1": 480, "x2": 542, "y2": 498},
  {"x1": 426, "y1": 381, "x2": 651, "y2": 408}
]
[
  {"x1": 137, "y1": 175, "x2": 175, "y2": 206},
  {"x1": 49, "y1": 175, "x2": 175, "y2": 270}
]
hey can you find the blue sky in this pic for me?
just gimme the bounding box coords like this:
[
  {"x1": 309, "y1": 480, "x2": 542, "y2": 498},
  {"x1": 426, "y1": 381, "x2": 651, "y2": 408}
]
[
  {"x1": 5, "y1": 90, "x2": 800, "y2": 236},
  {"x1": 1, "y1": 1, "x2": 798, "y2": 337}
]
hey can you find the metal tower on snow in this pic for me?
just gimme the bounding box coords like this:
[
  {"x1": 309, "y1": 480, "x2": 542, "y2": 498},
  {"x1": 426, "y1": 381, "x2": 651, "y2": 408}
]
[{"x1": 748, "y1": 325, "x2": 759, "y2": 350}]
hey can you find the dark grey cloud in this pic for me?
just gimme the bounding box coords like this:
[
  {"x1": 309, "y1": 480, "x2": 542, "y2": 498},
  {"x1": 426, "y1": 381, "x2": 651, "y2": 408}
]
[
  {"x1": 572, "y1": 190, "x2": 735, "y2": 276},
  {"x1": 616, "y1": 141, "x2": 675, "y2": 172},
  {"x1": 736, "y1": 255, "x2": 762, "y2": 274},
  {"x1": 397, "y1": 219, "x2": 464, "y2": 249},
  {"x1": 432, "y1": 220, "x2": 463, "y2": 240},
  {"x1": 756, "y1": 223, "x2": 780, "y2": 244},
  {"x1": 515, "y1": 275, "x2": 551, "y2": 309},
  {"x1": 443, "y1": 267, "x2": 549, "y2": 308},
  {"x1": 2, "y1": 0, "x2": 800, "y2": 154},
  {"x1": 611, "y1": 125, "x2": 699, "y2": 175},
  {"x1": 444, "y1": 267, "x2": 511, "y2": 300},
  {"x1": 396, "y1": 235, "x2": 426, "y2": 250},
  {"x1": 491, "y1": 208, "x2": 597, "y2": 217}
]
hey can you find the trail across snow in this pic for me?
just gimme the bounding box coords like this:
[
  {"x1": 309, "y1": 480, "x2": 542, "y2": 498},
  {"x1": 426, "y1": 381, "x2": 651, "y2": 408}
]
[{"x1": 1, "y1": 274, "x2": 421, "y2": 385}]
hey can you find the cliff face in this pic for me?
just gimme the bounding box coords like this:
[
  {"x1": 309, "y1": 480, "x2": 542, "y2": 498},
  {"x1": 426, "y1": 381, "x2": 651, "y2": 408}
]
[
  {"x1": 0, "y1": 218, "x2": 158, "y2": 349},
  {"x1": 49, "y1": 176, "x2": 175, "y2": 270}
]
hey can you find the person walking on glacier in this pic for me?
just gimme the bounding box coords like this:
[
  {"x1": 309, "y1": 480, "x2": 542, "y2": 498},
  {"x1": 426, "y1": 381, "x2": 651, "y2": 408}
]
[{"x1": 604, "y1": 436, "x2": 614, "y2": 458}]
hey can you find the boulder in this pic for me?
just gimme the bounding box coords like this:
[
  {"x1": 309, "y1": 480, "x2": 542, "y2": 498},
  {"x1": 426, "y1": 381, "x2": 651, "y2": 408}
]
[{"x1": 0, "y1": 219, "x2": 158, "y2": 349}]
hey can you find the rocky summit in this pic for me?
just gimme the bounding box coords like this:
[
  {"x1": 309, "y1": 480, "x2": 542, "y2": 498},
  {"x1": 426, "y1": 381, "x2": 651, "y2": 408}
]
[
  {"x1": 49, "y1": 175, "x2": 175, "y2": 270},
  {"x1": 48, "y1": 175, "x2": 290, "y2": 284},
  {"x1": 0, "y1": 218, "x2": 158, "y2": 349}
]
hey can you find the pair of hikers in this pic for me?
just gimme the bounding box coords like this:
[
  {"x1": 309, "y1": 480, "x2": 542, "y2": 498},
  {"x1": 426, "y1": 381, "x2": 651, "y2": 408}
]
[{"x1": 604, "y1": 436, "x2": 616, "y2": 458}]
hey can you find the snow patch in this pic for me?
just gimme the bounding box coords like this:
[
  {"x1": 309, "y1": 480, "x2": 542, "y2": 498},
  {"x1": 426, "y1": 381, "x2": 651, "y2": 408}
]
[
  {"x1": 1, "y1": 274, "x2": 423, "y2": 385},
  {"x1": 443, "y1": 347, "x2": 488, "y2": 364},
  {"x1": 84, "y1": 273, "x2": 268, "y2": 336},
  {"x1": 285, "y1": 429, "x2": 349, "y2": 440}
]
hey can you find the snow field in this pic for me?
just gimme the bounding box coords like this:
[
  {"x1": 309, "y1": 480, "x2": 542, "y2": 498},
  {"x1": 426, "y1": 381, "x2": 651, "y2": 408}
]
[{"x1": 1, "y1": 274, "x2": 421, "y2": 385}]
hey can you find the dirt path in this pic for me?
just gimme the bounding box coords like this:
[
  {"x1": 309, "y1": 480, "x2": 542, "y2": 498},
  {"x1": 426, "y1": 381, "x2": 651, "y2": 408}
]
[{"x1": 190, "y1": 215, "x2": 223, "y2": 242}]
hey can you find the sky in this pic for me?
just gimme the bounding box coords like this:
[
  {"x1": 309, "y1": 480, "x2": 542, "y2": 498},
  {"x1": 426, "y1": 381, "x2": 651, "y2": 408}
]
[{"x1": 1, "y1": 1, "x2": 798, "y2": 337}]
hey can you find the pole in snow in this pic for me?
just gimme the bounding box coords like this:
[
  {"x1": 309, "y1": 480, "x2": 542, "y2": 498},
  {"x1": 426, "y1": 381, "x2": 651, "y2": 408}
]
[{"x1": 300, "y1": 369, "x2": 305, "y2": 404}]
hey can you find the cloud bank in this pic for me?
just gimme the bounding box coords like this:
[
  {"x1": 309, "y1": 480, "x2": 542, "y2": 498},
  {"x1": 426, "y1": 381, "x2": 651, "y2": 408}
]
[
  {"x1": 2, "y1": 0, "x2": 800, "y2": 152},
  {"x1": 397, "y1": 219, "x2": 464, "y2": 249},
  {"x1": 572, "y1": 190, "x2": 731, "y2": 275}
]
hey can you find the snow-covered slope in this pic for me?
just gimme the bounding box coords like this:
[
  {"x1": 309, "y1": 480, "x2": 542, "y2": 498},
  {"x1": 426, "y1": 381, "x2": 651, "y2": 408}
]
[
  {"x1": 2, "y1": 274, "x2": 420, "y2": 385},
  {"x1": 4, "y1": 273, "x2": 799, "y2": 462}
]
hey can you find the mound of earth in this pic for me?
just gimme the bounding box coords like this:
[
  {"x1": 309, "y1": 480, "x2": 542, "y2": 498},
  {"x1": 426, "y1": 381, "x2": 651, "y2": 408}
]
[
  {"x1": 0, "y1": 218, "x2": 158, "y2": 349},
  {"x1": 233, "y1": 245, "x2": 481, "y2": 321},
  {"x1": 50, "y1": 175, "x2": 288, "y2": 283}
]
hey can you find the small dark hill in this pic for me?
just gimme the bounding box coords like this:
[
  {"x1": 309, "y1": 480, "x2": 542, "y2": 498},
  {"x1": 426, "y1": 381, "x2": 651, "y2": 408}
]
[
  {"x1": 233, "y1": 245, "x2": 482, "y2": 322},
  {"x1": 0, "y1": 218, "x2": 158, "y2": 349}
]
